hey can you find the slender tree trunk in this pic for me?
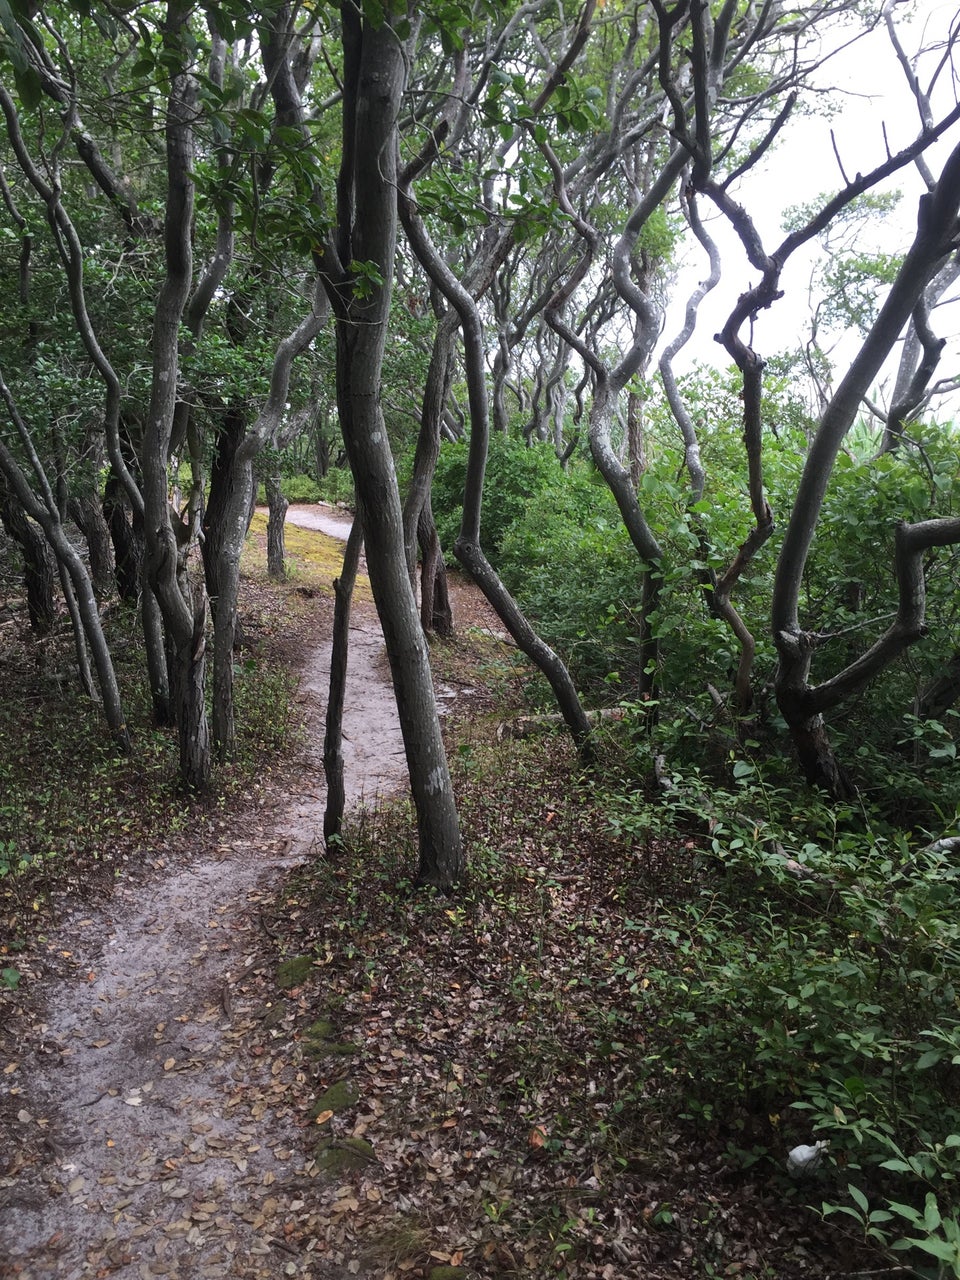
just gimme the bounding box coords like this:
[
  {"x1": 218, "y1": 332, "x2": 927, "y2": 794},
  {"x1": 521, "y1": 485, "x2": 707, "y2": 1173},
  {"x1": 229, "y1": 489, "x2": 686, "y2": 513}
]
[
  {"x1": 403, "y1": 307, "x2": 457, "y2": 633},
  {"x1": 772, "y1": 140, "x2": 960, "y2": 794},
  {"x1": 103, "y1": 470, "x2": 142, "y2": 604},
  {"x1": 324, "y1": 515, "x2": 363, "y2": 848},
  {"x1": 208, "y1": 456, "x2": 251, "y2": 759},
  {"x1": 266, "y1": 471, "x2": 289, "y2": 579},
  {"x1": 330, "y1": 11, "x2": 462, "y2": 887},
  {"x1": 203, "y1": 405, "x2": 247, "y2": 618},
  {"x1": 141, "y1": 7, "x2": 210, "y2": 792},
  {"x1": 68, "y1": 490, "x2": 115, "y2": 602},
  {"x1": 399, "y1": 163, "x2": 593, "y2": 761},
  {"x1": 142, "y1": 584, "x2": 173, "y2": 726},
  {"x1": 418, "y1": 497, "x2": 452, "y2": 638}
]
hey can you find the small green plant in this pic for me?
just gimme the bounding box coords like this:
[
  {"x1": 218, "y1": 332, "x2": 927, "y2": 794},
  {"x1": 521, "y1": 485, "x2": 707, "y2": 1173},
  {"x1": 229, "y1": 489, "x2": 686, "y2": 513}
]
[{"x1": 823, "y1": 1187, "x2": 960, "y2": 1277}]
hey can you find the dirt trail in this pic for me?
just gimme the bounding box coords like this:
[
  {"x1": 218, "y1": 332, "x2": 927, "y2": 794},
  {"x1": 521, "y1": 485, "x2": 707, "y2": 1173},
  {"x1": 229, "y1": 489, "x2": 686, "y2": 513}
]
[{"x1": 0, "y1": 511, "x2": 406, "y2": 1279}]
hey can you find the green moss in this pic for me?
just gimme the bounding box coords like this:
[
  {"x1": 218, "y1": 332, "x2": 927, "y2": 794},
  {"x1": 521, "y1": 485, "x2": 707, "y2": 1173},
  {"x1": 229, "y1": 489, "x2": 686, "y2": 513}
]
[
  {"x1": 314, "y1": 1135, "x2": 376, "y2": 1172},
  {"x1": 276, "y1": 954, "x2": 315, "y2": 988},
  {"x1": 311, "y1": 1078, "x2": 359, "y2": 1114}
]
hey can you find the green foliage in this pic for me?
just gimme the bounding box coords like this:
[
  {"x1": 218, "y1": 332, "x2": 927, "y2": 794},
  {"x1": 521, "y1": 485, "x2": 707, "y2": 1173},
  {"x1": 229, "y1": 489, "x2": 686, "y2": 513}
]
[
  {"x1": 602, "y1": 756, "x2": 960, "y2": 1276},
  {"x1": 315, "y1": 466, "x2": 355, "y2": 506},
  {"x1": 431, "y1": 434, "x2": 571, "y2": 561},
  {"x1": 257, "y1": 472, "x2": 324, "y2": 505}
]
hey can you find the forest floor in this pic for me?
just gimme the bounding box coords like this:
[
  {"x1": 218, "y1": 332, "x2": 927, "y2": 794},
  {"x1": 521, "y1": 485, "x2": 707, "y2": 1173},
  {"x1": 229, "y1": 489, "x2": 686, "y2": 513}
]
[{"x1": 0, "y1": 508, "x2": 881, "y2": 1280}]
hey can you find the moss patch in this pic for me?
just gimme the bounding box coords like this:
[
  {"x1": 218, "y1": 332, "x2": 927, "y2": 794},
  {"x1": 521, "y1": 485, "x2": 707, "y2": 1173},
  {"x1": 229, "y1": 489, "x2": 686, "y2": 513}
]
[
  {"x1": 247, "y1": 511, "x2": 373, "y2": 602},
  {"x1": 276, "y1": 954, "x2": 315, "y2": 989},
  {"x1": 311, "y1": 1078, "x2": 359, "y2": 1115},
  {"x1": 314, "y1": 1136, "x2": 376, "y2": 1173}
]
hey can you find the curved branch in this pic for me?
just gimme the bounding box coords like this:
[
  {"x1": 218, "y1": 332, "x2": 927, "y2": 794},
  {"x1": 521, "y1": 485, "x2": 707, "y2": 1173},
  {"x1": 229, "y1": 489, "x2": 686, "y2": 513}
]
[{"x1": 806, "y1": 517, "x2": 960, "y2": 716}]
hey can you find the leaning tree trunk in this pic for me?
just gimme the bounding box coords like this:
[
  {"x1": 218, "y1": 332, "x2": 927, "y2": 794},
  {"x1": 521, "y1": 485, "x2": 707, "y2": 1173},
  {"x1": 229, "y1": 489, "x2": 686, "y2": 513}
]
[
  {"x1": 773, "y1": 140, "x2": 960, "y2": 794},
  {"x1": 399, "y1": 161, "x2": 594, "y2": 761}
]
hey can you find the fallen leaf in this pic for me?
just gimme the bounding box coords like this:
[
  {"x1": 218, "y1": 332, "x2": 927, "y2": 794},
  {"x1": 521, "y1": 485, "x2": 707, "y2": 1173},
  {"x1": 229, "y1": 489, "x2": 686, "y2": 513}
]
[{"x1": 314, "y1": 1109, "x2": 334, "y2": 1124}]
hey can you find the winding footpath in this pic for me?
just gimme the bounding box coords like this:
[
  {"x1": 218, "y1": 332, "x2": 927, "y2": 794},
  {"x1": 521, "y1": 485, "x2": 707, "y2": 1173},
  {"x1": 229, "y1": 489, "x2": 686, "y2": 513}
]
[{"x1": 0, "y1": 510, "x2": 404, "y2": 1279}]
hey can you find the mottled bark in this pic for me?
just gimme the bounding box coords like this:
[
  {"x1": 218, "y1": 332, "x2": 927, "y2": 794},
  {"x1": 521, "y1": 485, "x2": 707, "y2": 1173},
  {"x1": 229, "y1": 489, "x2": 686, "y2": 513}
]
[
  {"x1": 0, "y1": 475, "x2": 56, "y2": 635},
  {"x1": 266, "y1": 472, "x2": 289, "y2": 580}
]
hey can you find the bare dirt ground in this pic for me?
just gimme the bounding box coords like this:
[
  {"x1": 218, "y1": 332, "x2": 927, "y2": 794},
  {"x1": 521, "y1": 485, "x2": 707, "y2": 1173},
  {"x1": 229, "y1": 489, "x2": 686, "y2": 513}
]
[{"x1": 0, "y1": 508, "x2": 414, "y2": 1279}]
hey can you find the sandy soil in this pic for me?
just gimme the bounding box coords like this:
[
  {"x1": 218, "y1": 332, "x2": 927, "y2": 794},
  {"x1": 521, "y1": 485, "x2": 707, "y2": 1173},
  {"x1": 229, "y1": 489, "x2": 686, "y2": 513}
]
[{"x1": 0, "y1": 509, "x2": 410, "y2": 1279}]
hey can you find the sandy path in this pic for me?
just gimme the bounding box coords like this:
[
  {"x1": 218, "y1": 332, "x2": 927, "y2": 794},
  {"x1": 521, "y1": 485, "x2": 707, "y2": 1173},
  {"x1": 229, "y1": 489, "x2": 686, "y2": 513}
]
[{"x1": 0, "y1": 515, "x2": 405, "y2": 1279}]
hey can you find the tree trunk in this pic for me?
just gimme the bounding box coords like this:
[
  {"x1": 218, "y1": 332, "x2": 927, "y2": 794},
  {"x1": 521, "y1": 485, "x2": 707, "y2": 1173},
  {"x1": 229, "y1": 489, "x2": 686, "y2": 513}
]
[
  {"x1": 418, "y1": 496, "x2": 452, "y2": 638},
  {"x1": 324, "y1": 515, "x2": 363, "y2": 848},
  {"x1": 68, "y1": 490, "x2": 115, "y2": 602},
  {"x1": 140, "y1": 8, "x2": 210, "y2": 793},
  {"x1": 208, "y1": 453, "x2": 252, "y2": 759},
  {"x1": 773, "y1": 140, "x2": 960, "y2": 794},
  {"x1": 0, "y1": 476, "x2": 56, "y2": 635},
  {"x1": 399, "y1": 158, "x2": 593, "y2": 762},
  {"x1": 329, "y1": 11, "x2": 463, "y2": 887},
  {"x1": 266, "y1": 471, "x2": 288, "y2": 579},
  {"x1": 917, "y1": 651, "x2": 960, "y2": 721},
  {"x1": 169, "y1": 599, "x2": 211, "y2": 791},
  {"x1": 403, "y1": 306, "x2": 456, "y2": 635},
  {"x1": 103, "y1": 470, "x2": 142, "y2": 604},
  {"x1": 203, "y1": 404, "x2": 248, "y2": 618}
]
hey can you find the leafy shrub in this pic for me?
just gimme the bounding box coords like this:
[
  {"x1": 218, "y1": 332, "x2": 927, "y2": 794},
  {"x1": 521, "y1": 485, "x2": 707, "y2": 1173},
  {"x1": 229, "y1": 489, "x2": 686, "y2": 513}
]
[
  {"x1": 430, "y1": 433, "x2": 570, "y2": 561},
  {"x1": 256, "y1": 472, "x2": 324, "y2": 505},
  {"x1": 603, "y1": 760, "x2": 960, "y2": 1276}
]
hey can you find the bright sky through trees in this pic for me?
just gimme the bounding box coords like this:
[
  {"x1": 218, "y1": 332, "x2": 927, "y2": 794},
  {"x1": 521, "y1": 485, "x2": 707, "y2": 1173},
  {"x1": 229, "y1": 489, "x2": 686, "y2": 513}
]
[{"x1": 669, "y1": 1, "x2": 960, "y2": 410}]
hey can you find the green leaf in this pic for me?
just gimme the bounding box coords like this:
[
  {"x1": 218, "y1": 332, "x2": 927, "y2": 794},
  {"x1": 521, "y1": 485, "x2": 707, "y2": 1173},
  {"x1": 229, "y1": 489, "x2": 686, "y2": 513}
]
[
  {"x1": 916, "y1": 1049, "x2": 943, "y2": 1069},
  {"x1": 848, "y1": 1184, "x2": 869, "y2": 1214},
  {"x1": 924, "y1": 1193, "x2": 943, "y2": 1233}
]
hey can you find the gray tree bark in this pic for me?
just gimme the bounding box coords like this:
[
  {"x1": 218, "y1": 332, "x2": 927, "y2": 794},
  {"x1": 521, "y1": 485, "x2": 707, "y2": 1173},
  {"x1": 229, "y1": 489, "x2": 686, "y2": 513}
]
[
  {"x1": 322, "y1": 6, "x2": 463, "y2": 887},
  {"x1": 141, "y1": 3, "x2": 210, "y2": 792}
]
